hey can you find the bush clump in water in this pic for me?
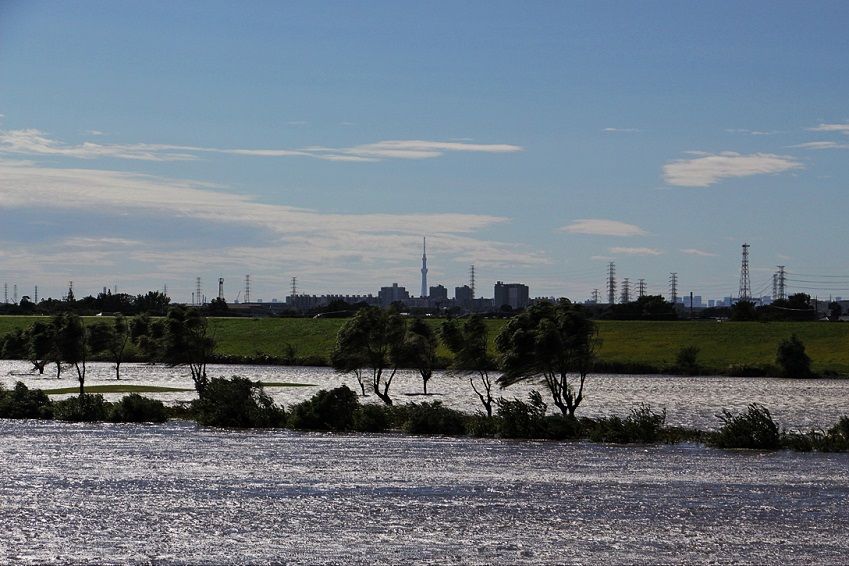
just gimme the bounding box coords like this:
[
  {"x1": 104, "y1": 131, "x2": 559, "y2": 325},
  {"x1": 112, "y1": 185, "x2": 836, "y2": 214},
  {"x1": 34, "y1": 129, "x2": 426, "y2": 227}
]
[
  {"x1": 781, "y1": 416, "x2": 849, "y2": 452},
  {"x1": 397, "y1": 401, "x2": 467, "y2": 435},
  {"x1": 352, "y1": 404, "x2": 389, "y2": 433},
  {"x1": 108, "y1": 393, "x2": 168, "y2": 423},
  {"x1": 53, "y1": 394, "x2": 111, "y2": 422},
  {"x1": 0, "y1": 382, "x2": 54, "y2": 420},
  {"x1": 288, "y1": 385, "x2": 359, "y2": 431},
  {"x1": 192, "y1": 376, "x2": 286, "y2": 428},
  {"x1": 586, "y1": 404, "x2": 667, "y2": 444},
  {"x1": 708, "y1": 403, "x2": 780, "y2": 449},
  {"x1": 496, "y1": 391, "x2": 549, "y2": 438}
]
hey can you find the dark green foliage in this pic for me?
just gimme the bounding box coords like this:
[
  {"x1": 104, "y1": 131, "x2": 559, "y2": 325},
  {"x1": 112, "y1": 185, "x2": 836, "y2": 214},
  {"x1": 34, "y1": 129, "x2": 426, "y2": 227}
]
[
  {"x1": 496, "y1": 391, "x2": 549, "y2": 438},
  {"x1": 543, "y1": 415, "x2": 584, "y2": 440},
  {"x1": 0, "y1": 382, "x2": 54, "y2": 419},
  {"x1": 724, "y1": 363, "x2": 775, "y2": 377},
  {"x1": 781, "y1": 416, "x2": 849, "y2": 452},
  {"x1": 54, "y1": 313, "x2": 89, "y2": 394},
  {"x1": 398, "y1": 401, "x2": 467, "y2": 435},
  {"x1": 0, "y1": 329, "x2": 30, "y2": 359},
  {"x1": 440, "y1": 315, "x2": 496, "y2": 417},
  {"x1": 465, "y1": 414, "x2": 500, "y2": 437},
  {"x1": 288, "y1": 385, "x2": 359, "y2": 431},
  {"x1": 108, "y1": 393, "x2": 167, "y2": 423},
  {"x1": 163, "y1": 306, "x2": 215, "y2": 395},
  {"x1": 496, "y1": 299, "x2": 597, "y2": 417},
  {"x1": 330, "y1": 306, "x2": 406, "y2": 404},
  {"x1": 53, "y1": 394, "x2": 111, "y2": 422},
  {"x1": 586, "y1": 404, "x2": 667, "y2": 444},
  {"x1": 674, "y1": 346, "x2": 701, "y2": 375},
  {"x1": 708, "y1": 403, "x2": 781, "y2": 449},
  {"x1": 730, "y1": 300, "x2": 758, "y2": 321},
  {"x1": 191, "y1": 376, "x2": 285, "y2": 428},
  {"x1": 603, "y1": 295, "x2": 678, "y2": 321},
  {"x1": 401, "y1": 318, "x2": 439, "y2": 394},
  {"x1": 352, "y1": 404, "x2": 390, "y2": 433},
  {"x1": 776, "y1": 334, "x2": 812, "y2": 378}
]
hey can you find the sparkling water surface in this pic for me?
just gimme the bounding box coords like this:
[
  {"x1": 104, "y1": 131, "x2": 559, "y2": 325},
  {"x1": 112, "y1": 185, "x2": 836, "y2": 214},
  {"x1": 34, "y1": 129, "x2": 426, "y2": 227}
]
[
  {"x1": 3, "y1": 360, "x2": 847, "y2": 430},
  {"x1": 2, "y1": 362, "x2": 848, "y2": 564}
]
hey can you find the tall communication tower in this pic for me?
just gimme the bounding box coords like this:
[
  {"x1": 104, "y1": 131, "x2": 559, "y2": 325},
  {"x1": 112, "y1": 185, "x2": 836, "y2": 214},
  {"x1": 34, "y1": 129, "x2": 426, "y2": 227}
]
[
  {"x1": 13, "y1": 284, "x2": 18, "y2": 304},
  {"x1": 291, "y1": 277, "x2": 297, "y2": 298},
  {"x1": 163, "y1": 283, "x2": 168, "y2": 298},
  {"x1": 244, "y1": 274, "x2": 251, "y2": 304},
  {"x1": 195, "y1": 277, "x2": 202, "y2": 306},
  {"x1": 738, "y1": 243, "x2": 751, "y2": 301},
  {"x1": 218, "y1": 278, "x2": 224, "y2": 300},
  {"x1": 420, "y1": 237, "x2": 428, "y2": 298},
  {"x1": 469, "y1": 265, "x2": 476, "y2": 299},
  {"x1": 34, "y1": 285, "x2": 38, "y2": 304},
  {"x1": 777, "y1": 265, "x2": 786, "y2": 300},
  {"x1": 669, "y1": 272, "x2": 678, "y2": 304},
  {"x1": 3, "y1": 283, "x2": 7, "y2": 304},
  {"x1": 607, "y1": 262, "x2": 616, "y2": 305},
  {"x1": 620, "y1": 278, "x2": 631, "y2": 304},
  {"x1": 638, "y1": 279, "x2": 646, "y2": 298}
]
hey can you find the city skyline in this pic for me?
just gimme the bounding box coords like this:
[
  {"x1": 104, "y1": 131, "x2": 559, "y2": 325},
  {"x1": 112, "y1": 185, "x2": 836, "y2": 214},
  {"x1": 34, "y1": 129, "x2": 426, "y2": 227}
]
[{"x1": 1, "y1": 2, "x2": 848, "y2": 301}]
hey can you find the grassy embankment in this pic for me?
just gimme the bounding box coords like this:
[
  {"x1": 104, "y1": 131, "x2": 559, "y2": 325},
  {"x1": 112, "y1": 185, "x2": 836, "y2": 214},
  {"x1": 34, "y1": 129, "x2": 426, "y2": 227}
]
[{"x1": 2, "y1": 316, "x2": 848, "y2": 375}]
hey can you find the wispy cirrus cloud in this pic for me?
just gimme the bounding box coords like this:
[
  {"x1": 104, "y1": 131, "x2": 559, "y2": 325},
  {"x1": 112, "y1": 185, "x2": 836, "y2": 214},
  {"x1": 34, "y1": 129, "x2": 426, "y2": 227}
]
[
  {"x1": 559, "y1": 219, "x2": 647, "y2": 237},
  {"x1": 609, "y1": 246, "x2": 663, "y2": 256},
  {"x1": 602, "y1": 127, "x2": 640, "y2": 133},
  {"x1": 807, "y1": 122, "x2": 849, "y2": 134},
  {"x1": 725, "y1": 128, "x2": 778, "y2": 136},
  {"x1": 0, "y1": 129, "x2": 523, "y2": 163},
  {"x1": 680, "y1": 248, "x2": 718, "y2": 257},
  {"x1": 790, "y1": 141, "x2": 849, "y2": 150},
  {"x1": 662, "y1": 151, "x2": 803, "y2": 187}
]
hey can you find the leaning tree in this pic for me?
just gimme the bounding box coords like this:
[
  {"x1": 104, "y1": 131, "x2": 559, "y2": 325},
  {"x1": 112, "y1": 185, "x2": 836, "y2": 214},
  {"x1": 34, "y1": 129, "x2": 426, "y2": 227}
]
[
  {"x1": 440, "y1": 315, "x2": 497, "y2": 417},
  {"x1": 330, "y1": 306, "x2": 405, "y2": 405},
  {"x1": 495, "y1": 299, "x2": 597, "y2": 417}
]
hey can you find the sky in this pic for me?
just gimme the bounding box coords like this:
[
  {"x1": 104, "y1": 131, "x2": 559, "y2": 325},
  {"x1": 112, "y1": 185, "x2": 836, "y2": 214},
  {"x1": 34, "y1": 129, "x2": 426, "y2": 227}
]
[{"x1": 1, "y1": 1, "x2": 848, "y2": 304}]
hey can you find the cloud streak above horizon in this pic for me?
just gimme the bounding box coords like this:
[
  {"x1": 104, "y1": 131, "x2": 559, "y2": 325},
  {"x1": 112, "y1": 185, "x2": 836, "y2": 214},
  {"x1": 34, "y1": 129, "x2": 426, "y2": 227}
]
[
  {"x1": 662, "y1": 151, "x2": 803, "y2": 187},
  {"x1": 0, "y1": 129, "x2": 523, "y2": 163},
  {"x1": 559, "y1": 219, "x2": 647, "y2": 237}
]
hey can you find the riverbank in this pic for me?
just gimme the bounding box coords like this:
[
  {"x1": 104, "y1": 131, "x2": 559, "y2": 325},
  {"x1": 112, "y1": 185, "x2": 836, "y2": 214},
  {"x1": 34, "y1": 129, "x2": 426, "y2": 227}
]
[{"x1": 2, "y1": 316, "x2": 848, "y2": 376}]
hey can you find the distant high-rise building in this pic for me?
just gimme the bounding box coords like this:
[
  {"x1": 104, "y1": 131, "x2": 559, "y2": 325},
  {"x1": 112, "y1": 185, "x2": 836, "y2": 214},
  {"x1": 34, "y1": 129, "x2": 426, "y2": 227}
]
[
  {"x1": 429, "y1": 284, "x2": 448, "y2": 302},
  {"x1": 420, "y1": 237, "x2": 428, "y2": 298},
  {"x1": 494, "y1": 281, "x2": 530, "y2": 311},
  {"x1": 378, "y1": 283, "x2": 410, "y2": 307},
  {"x1": 455, "y1": 285, "x2": 473, "y2": 310}
]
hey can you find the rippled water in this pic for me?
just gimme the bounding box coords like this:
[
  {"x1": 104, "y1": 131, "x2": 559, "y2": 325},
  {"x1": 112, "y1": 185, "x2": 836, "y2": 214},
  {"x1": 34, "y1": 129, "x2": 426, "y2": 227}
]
[
  {"x1": 1, "y1": 420, "x2": 848, "y2": 564},
  {"x1": 3, "y1": 361, "x2": 848, "y2": 430}
]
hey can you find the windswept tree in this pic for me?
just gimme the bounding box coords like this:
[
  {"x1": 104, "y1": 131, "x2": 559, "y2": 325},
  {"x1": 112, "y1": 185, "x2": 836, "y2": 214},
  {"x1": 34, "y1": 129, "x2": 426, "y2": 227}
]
[
  {"x1": 776, "y1": 334, "x2": 812, "y2": 378},
  {"x1": 28, "y1": 321, "x2": 57, "y2": 375},
  {"x1": 440, "y1": 315, "x2": 496, "y2": 417},
  {"x1": 496, "y1": 299, "x2": 597, "y2": 417},
  {"x1": 163, "y1": 306, "x2": 215, "y2": 396},
  {"x1": 55, "y1": 313, "x2": 89, "y2": 396},
  {"x1": 88, "y1": 315, "x2": 131, "y2": 379},
  {"x1": 330, "y1": 306, "x2": 405, "y2": 405},
  {"x1": 401, "y1": 318, "x2": 439, "y2": 394}
]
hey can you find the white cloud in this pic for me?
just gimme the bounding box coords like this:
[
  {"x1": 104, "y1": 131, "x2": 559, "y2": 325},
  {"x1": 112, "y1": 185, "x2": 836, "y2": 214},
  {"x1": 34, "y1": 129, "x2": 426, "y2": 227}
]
[
  {"x1": 85, "y1": 130, "x2": 107, "y2": 136},
  {"x1": 590, "y1": 255, "x2": 614, "y2": 261},
  {"x1": 680, "y1": 248, "x2": 718, "y2": 257},
  {"x1": 609, "y1": 247, "x2": 663, "y2": 256},
  {"x1": 559, "y1": 219, "x2": 647, "y2": 237},
  {"x1": 0, "y1": 159, "x2": 548, "y2": 292},
  {"x1": 0, "y1": 129, "x2": 523, "y2": 163},
  {"x1": 790, "y1": 141, "x2": 849, "y2": 150},
  {"x1": 807, "y1": 122, "x2": 849, "y2": 134},
  {"x1": 662, "y1": 151, "x2": 803, "y2": 187},
  {"x1": 725, "y1": 128, "x2": 778, "y2": 136},
  {"x1": 602, "y1": 127, "x2": 640, "y2": 133}
]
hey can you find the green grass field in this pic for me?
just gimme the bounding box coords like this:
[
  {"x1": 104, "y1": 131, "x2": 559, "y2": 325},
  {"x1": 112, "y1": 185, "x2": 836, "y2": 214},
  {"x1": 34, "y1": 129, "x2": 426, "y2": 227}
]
[{"x1": 2, "y1": 316, "x2": 848, "y2": 374}]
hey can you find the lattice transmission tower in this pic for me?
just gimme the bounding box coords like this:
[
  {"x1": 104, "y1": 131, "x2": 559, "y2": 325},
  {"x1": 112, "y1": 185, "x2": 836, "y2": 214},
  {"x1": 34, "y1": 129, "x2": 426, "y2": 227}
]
[
  {"x1": 668, "y1": 272, "x2": 678, "y2": 304},
  {"x1": 738, "y1": 243, "x2": 751, "y2": 301},
  {"x1": 607, "y1": 262, "x2": 616, "y2": 305}
]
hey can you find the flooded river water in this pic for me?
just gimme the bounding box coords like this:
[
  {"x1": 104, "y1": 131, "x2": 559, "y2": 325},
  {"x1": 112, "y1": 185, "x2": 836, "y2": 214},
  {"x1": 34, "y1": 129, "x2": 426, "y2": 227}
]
[{"x1": 1, "y1": 362, "x2": 848, "y2": 563}]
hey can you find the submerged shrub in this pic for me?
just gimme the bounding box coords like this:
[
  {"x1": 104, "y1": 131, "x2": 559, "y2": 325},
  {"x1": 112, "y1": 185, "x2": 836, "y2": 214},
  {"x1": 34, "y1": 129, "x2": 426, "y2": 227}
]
[
  {"x1": 776, "y1": 334, "x2": 812, "y2": 378},
  {"x1": 352, "y1": 404, "x2": 389, "y2": 433},
  {"x1": 708, "y1": 403, "x2": 780, "y2": 449},
  {"x1": 587, "y1": 404, "x2": 667, "y2": 444},
  {"x1": 781, "y1": 416, "x2": 849, "y2": 452},
  {"x1": 675, "y1": 346, "x2": 701, "y2": 375},
  {"x1": 496, "y1": 391, "x2": 549, "y2": 439},
  {"x1": 0, "y1": 382, "x2": 54, "y2": 420},
  {"x1": 400, "y1": 401, "x2": 466, "y2": 436},
  {"x1": 108, "y1": 393, "x2": 167, "y2": 423},
  {"x1": 466, "y1": 413, "x2": 500, "y2": 438},
  {"x1": 53, "y1": 394, "x2": 111, "y2": 422},
  {"x1": 192, "y1": 376, "x2": 286, "y2": 428},
  {"x1": 288, "y1": 385, "x2": 359, "y2": 431}
]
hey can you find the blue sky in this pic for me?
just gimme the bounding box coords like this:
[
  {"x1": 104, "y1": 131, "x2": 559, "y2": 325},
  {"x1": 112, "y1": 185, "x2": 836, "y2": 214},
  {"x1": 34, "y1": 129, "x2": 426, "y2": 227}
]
[{"x1": 1, "y1": 1, "x2": 848, "y2": 303}]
